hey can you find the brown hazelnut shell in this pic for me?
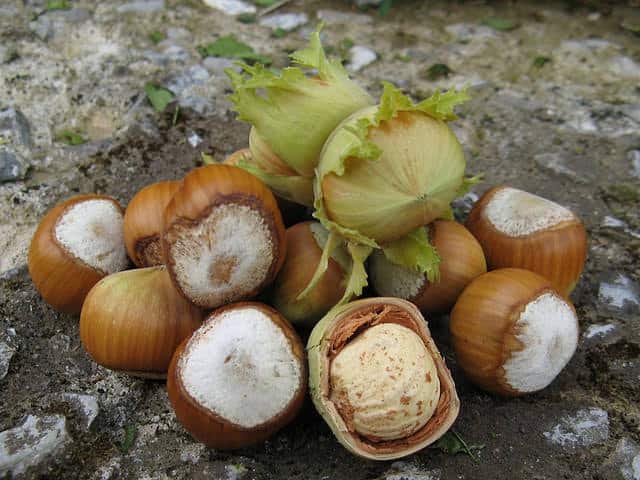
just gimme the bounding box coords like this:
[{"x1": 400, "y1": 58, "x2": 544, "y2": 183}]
[
  {"x1": 167, "y1": 302, "x2": 307, "y2": 449},
  {"x1": 28, "y1": 194, "x2": 125, "y2": 314},
  {"x1": 466, "y1": 186, "x2": 587, "y2": 297}
]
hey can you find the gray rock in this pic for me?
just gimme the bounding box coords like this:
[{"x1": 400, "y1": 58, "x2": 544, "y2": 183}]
[
  {"x1": 560, "y1": 38, "x2": 617, "y2": 53},
  {"x1": 600, "y1": 437, "x2": 640, "y2": 480},
  {"x1": 445, "y1": 23, "x2": 497, "y2": 41},
  {"x1": 621, "y1": 105, "x2": 640, "y2": 124},
  {"x1": 29, "y1": 16, "x2": 54, "y2": 42},
  {"x1": 52, "y1": 7, "x2": 92, "y2": 24},
  {"x1": 629, "y1": 150, "x2": 640, "y2": 179},
  {"x1": 584, "y1": 323, "x2": 616, "y2": 340},
  {"x1": 166, "y1": 65, "x2": 214, "y2": 113},
  {"x1": 354, "y1": 0, "x2": 383, "y2": 6},
  {"x1": 180, "y1": 443, "x2": 206, "y2": 464},
  {"x1": 317, "y1": 9, "x2": 373, "y2": 25},
  {"x1": 534, "y1": 153, "x2": 579, "y2": 181},
  {"x1": 187, "y1": 131, "x2": 203, "y2": 147},
  {"x1": 544, "y1": 407, "x2": 610, "y2": 448},
  {"x1": 259, "y1": 13, "x2": 308, "y2": 32},
  {"x1": 0, "y1": 341, "x2": 15, "y2": 380},
  {"x1": 60, "y1": 393, "x2": 99, "y2": 431},
  {"x1": 162, "y1": 44, "x2": 192, "y2": 63},
  {"x1": 203, "y1": 57, "x2": 236, "y2": 76},
  {"x1": 0, "y1": 150, "x2": 27, "y2": 183},
  {"x1": 609, "y1": 56, "x2": 640, "y2": 79},
  {"x1": 116, "y1": 0, "x2": 165, "y2": 13},
  {"x1": 0, "y1": 45, "x2": 16, "y2": 64},
  {"x1": 452, "y1": 191, "x2": 479, "y2": 221},
  {"x1": 380, "y1": 461, "x2": 441, "y2": 480},
  {"x1": 0, "y1": 107, "x2": 32, "y2": 147},
  {"x1": 599, "y1": 274, "x2": 640, "y2": 311},
  {"x1": 0, "y1": 415, "x2": 69, "y2": 477},
  {"x1": 348, "y1": 45, "x2": 377, "y2": 72},
  {"x1": 166, "y1": 27, "x2": 192, "y2": 41},
  {"x1": 202, "y1": 0, "x2": 256, "y2": 15}
]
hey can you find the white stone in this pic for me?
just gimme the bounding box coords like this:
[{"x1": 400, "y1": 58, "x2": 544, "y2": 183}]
[
  {"x1": 534, "y1": 153, "x2": 578, "y2": 180},
  {"x1": 599, "y1": 274, "x2": 640, "y2": 310},
  {"x1": 179, "y1": 306, "x2": 302, "y2": 428},
  {"x1": 445, "y1": 23, "x2": 496, "y2": 41},
  {"x1": 383, "y1": 461, "x2": 441, "y2": 480},
  {"x1": 602, "y1": 216, "x2": 627, "y2": 228},
  {"x1": 317, "y1": 9, "x2": 372, "y2": 25},
  {"x1": 629, "y1": 150, "x2": 640, "y2": 179},
  {"x1": 601, "y1": 437, "x2": 640, "y2": 480},
  {"x1": 584, "y1": 323, "x2": 616, "y2": 339},
  {"x1": 179, "y1": 443, "x2": 206, "y2": 464},
  {"x1": 259, "y1": 13, "x2": 308, "y2": 32},
  {"x1": 61, "y1": 393, "x2": 99, "y2": 430},
  {"x1": 544, "y1": 408, "x2": 609, "y2": 448},
  {"x1": 609, "y1": 56, "x2": 640, "y2": 79},
  {"x1": 0, "y1": 341, "x2": 15, "y2": 379},
  {"x1": 0, "y1": 415, "x2": 69, "y2": 476},
  {"x1": 202, "y1": 0, "x2": 256, "y2": 15},
  {"x1": 187, "y1": 131, "x2": 202, "y2": 147},
  {"x1": 348, "y1": 46, "x2": 377, "y2": 72},
  {"x1": 117, "y1": 0, "x2": 165, "y2": 13}
]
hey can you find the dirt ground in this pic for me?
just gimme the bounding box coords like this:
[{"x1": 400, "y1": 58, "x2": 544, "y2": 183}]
[{"x1": 0, "y1": 1, "x2": 639, "y2": 479}]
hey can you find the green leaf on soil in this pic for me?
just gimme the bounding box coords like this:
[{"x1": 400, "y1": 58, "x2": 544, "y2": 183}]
[
  {"x1": 144, "y1": 83, "x2": 174, "y2": 112},
  {"x1": 55, "y1": 130, "x2": 87, "y2": 145},
  {"x1": 378, "y1": 0, "x2": 393, "y2": 17},
  {"x1": 533, "y1": 56, "x2": 551, "y2": 68},
  {"x1": 197, "y1": 36, "x2": 271, "y2": 64},
  {"x1": 425, "y1": 63, "x2": 452, "y2": 80},
  {"x1": 118, "y1": 425, "x2": 137, "y2": 454},
  {"x1": 237, "y1": 13, "x2": 256, "y2": 23},
  {"x1": 431, "y1": 431, "x2": 485, "y2": 461},
  {"x1": 482, "y1": 16, "x2": 519, "y2": 31},
  {"x1": 46, "y1": 0, "x2": 71, "y2": 10},
  {"x1": 149, "y1": 30, "x2": 165, "y2": 44}
]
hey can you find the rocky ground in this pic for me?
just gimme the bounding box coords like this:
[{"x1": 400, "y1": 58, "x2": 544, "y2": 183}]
[{"x1": 1, "y1": 0, "x2": 639, "y2": 479}]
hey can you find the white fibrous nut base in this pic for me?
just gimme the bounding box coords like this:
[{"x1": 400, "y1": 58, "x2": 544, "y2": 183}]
[
  {"x1": 170, "y1": 203, "x2": 274, "y2": 306},
  {"x1": 503, "y1": 292, "x2": 579, "y2": 393},
  {"x1": 330, "y1": 323, "x2": 440, "y2": 441},
  {"x1": 54, "y1": 199, "x2": 127, "y2": 274},
  {"x1": 485, "y1": 187, "x2": 575, "y2": 237},
  {"x1": 369, "y1": 251, "x2": 424, "y2": 300},
  {"x1": 179, "y1": 307, "x2": 302, "y2": 428}
]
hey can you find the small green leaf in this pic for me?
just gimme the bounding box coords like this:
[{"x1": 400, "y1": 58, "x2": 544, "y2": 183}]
[
  {"x1": 621, "y1": 22, "x2": 640, "y2": 35},
  {"x1": 200, "y1": 152, "x2": 216, "y2": 165},
  {"x1": 172, "y1": 105, "x2": 180, "y2": 126},
  {"x1": 118, "y1": 425, "x2": 137, "y2": 454},
  {"x1": 533, "y1": 56, "x2": 551, "y2": 68},
  {"x1": 149, "y1": 30, "x2": 165, "y2": 44},
  {"x1": 55, "y1": 130, "x2": 87, "y2": 145},
  {"x1": 198, "y1": 36, "x2": 271, "y2": 64},
  {"x1": 432, "y1": 431, "x2": 484, "y2": 461},
  {"x1": 254, "y1": 0, "x2": 278, "y2": 6},
  {"x1": 482, "y1": 17, "x2": 519, "y2": 31},
  {"x1": 237, "y1": 13, "x2": 256, "y2": 23},
  {"x1": 272, "y1": 28, "x2": 287, "y2": 38},
  {"x1": 425, "y1": 63, "x2": 452, "y2": 81},
  {"x1": 378, "y1": 0, "x2": 393, "y2": 17},
  {"x1": 144, "y1": 83, "x2": 174, "y2": 112},
  {"x1": 46, "y1": 0, "x2": 71, "y2": 10}
]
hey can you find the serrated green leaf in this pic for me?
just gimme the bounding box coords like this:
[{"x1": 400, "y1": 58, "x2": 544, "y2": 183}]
[
  {"x1": 432, "y1": 431, "x2": 484, "y2": 462},
  {"x1": 144, "y1": 83, "x2": 174, "y2": 112},
  {"x1": 382, "y1": 227, "x2": 441, "y2": 281},
  {"x1": 337, "y1": 243, "x2": 372, "y2": 305},
  {"x1": 55, "y1": 130, "x2": 87, "y2": 145},
  {"x1": 482, "y1": 17, "x2": 518, "y2": 31},
  {"x1": 198, "y1": 36, "x2": 271, "y2": 64}
]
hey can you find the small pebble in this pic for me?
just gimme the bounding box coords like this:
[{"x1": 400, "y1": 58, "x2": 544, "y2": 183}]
[{"x1": 348, "y1": 45, "x2": 377, "y2": 72}]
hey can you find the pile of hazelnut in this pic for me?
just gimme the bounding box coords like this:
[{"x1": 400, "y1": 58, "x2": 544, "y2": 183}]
[{"x1": 28, "y1": 154, "x2": 586, "y2": 460}]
